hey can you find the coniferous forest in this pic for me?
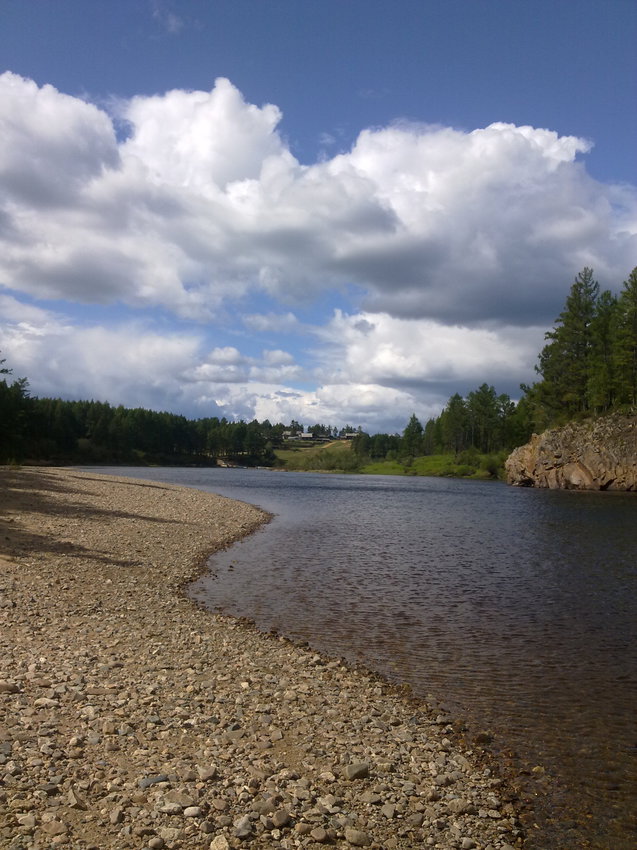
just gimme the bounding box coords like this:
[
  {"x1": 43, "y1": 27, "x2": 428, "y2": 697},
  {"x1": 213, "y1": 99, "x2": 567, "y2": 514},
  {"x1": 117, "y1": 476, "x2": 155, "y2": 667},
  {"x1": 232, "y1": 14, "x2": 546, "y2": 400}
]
[{"x1": 1, "y1": 266, "x2": 636, "y2": 471}]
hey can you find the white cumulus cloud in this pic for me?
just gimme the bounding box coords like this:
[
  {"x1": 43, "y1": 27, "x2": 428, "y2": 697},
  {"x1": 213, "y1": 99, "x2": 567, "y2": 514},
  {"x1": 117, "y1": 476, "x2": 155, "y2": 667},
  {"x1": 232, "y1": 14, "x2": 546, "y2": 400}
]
[
  {"x1": 1, "y1": 72, "x2": 634, "y2": 328},
  {"x1": 1, "y1": 72, "x2": 636, "y2": 430}
]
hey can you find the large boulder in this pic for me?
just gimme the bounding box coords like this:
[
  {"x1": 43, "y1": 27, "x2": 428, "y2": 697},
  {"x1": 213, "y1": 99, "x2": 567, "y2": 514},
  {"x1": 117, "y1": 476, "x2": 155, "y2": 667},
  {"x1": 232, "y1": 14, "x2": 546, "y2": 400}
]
[{"x1": 505, "y1": 414, "x2": 637, "y2": 490}]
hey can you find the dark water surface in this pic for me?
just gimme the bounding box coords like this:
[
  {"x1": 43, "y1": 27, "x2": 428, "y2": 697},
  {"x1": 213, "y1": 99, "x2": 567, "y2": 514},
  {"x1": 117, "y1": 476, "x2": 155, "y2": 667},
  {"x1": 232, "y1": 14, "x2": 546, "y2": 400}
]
[{"x1": 93, "y1": 467, "x2": 636, "y2": 849}]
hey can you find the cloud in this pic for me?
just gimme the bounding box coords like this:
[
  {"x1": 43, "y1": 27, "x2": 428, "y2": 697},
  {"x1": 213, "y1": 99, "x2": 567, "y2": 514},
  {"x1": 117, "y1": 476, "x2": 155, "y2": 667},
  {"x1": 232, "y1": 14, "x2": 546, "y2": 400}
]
[
  {"x1": 1, "y1": 72, "x2": 634, "y2": 331},
  {"x1": 1, "y1": 73, "x2": 636, "y2": 431},
  {"x1": 151, "y1": 1, "x2": 185, "y2": 35},
  {"x1": 243, "y1": 312, "x2": 302, "y2": 334},
  {"x1": 0, "y1": 295, "x2": 460, "y2": 431}
]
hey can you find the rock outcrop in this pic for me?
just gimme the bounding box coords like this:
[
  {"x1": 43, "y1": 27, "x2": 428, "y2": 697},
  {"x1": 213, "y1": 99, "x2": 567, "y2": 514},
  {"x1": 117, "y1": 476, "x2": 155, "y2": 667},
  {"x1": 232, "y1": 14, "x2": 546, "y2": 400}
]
[{"x1": 505, "y1": 413, "x2": 637, "y2": 490}]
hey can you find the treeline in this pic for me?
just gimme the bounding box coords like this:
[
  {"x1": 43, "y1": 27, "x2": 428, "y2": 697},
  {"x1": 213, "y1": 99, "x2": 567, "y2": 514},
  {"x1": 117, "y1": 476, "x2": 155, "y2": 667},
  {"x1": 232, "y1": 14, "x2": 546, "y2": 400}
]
[
  {"x1": 0, "y1": 376, "x2": 329, "y2": 466},
  {"x1": 351, "y1": 383, "x2": 531, "y2": 474},
  {"x1": 522, "y1": 266, "x2": 637, "y2": 428}
]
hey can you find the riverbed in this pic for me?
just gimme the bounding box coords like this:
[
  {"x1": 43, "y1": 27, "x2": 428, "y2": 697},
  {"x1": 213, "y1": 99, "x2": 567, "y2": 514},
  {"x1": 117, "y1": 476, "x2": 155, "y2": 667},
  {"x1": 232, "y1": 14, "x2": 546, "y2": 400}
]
[{"x1": 91, "y1": 467, "x2": 637, "y2": 850}]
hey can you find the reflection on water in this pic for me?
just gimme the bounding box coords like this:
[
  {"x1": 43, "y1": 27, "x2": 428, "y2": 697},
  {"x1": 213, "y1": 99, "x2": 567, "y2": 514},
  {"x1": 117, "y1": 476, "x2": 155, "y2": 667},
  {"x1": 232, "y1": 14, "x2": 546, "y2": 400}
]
[{"x1": 94, "y1": 467, "x2": 637, "y2": 850}]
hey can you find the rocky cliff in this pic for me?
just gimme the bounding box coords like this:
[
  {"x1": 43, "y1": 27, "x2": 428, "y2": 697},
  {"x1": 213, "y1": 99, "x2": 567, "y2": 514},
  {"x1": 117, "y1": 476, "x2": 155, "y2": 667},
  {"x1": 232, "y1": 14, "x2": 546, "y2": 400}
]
[{"x1": 505, "y1": 413, "x2": 637, "y2": 490}]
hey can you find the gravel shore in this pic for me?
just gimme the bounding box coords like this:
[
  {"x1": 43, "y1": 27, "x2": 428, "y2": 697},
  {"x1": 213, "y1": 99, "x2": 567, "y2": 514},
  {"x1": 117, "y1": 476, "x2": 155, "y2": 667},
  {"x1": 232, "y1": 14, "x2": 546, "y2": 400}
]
[{"x1": 0, "y1": 467, "x2": 525, "y2": 850}]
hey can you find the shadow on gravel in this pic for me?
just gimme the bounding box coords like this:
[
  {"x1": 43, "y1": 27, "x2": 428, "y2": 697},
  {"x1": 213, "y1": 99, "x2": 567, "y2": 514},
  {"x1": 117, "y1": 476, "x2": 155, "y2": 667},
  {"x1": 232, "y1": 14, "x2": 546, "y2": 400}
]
[{"x1": 0, "y1": 467, "x2": 177, "y2": 567}]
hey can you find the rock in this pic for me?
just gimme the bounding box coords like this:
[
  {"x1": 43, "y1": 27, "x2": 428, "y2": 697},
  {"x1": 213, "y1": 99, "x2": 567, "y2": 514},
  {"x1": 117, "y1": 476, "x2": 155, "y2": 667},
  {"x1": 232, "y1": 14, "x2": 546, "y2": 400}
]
[
  {"x1": 272, "y1": 809, "x2": 290, "y2": 827},
  {"x1": 0, "y1": 681, "x2": 20, "y2": 694},
  {"x1": 159, "y1": 802, "x2": 183, "y2": 815},
  {"x1": 183, "y1": 806, "x2": 202, "y2": 817},
  {"x1": 139, "y1": 774, "x2": 170, "y2": 789},
  {"x1": 233, "y1": 814, "x2": 253, "y2": 838},
  {"x1": 209, "y1": 838, "x2": 230, "y2": 850},
  {"x1": 197, "y1": 764, "x2": 217, "y2": 781},
  {"x1": 447, "y1": 798, "x2": 473, "y2": 814},
  {"x1": 159, "y1": 827, "x2": 185, "y2": 844},
  {"x1": 344, "y1": 762, "x2": 370, "y2": 780},
  {"x1": 345, "y1": 826, "x2": 372, "y2": 846},
  {"x1": 164, "y1": 790, "x2": 196, "y2": 807},
  {"x1": 310, "y1": 826, "x2": 329, "y2": 842},
  {"x1": 67, "y1": 786, "x2": 88, "y2": 810},
  {"x1": 474, "y1": 731, "x2": 493, "y2": 745},
  {"x1": 295, "y1": 822, "x2": 313, "y2": 835},
  {"x1": 41, "y1": 820, "x2": 67, "y2": 836},
  {"x1": 505, "y1": 413, "x2": 637, "y2": 490}
]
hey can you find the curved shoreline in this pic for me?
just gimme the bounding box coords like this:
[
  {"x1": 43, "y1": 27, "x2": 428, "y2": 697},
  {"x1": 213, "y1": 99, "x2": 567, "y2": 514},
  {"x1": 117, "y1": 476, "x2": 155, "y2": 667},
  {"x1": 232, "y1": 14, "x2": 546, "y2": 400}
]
[{"x1": 1, "y1": 467, "x2": 525, "y2": 849}]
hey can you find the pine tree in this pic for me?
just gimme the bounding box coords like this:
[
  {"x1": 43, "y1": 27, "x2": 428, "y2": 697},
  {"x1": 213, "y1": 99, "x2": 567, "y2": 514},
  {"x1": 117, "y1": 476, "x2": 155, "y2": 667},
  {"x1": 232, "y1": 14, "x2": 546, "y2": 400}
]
[
  {"x1": 401, "y1": 413, "x2": 424, "y2": 457},
  {"x1": 0, "y1": 351, "x2": 31, "y2": 461},
  {"x1": 587, "y1": 289, "x2": 618, "y2": 412},
  {"x1": 440, "y1": 394, "x2": 467, "y2": 455},
  {"x1": 535, "y1": 267, "x2": 599, "y2": 421},
  {"x1": 613, "y1": 267, "x2": 637, "y2": 407},
  {"x1": 467, "y1": 384, "x2": 499, "y2": 452}
]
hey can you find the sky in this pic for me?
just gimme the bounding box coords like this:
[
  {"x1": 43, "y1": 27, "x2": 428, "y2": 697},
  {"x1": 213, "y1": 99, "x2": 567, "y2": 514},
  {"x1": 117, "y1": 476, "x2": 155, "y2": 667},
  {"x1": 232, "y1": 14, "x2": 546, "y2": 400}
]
[{"x1": 0, "y1": 0, "x2": 636, "y2": 434}]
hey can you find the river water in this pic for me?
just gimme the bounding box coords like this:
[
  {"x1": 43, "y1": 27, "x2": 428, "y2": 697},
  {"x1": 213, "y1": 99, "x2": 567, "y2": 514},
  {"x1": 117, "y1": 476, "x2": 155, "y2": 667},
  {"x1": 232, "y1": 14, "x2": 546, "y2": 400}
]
[{"x1": 93, "y1": 467, "x2": 636, "y2": 849}]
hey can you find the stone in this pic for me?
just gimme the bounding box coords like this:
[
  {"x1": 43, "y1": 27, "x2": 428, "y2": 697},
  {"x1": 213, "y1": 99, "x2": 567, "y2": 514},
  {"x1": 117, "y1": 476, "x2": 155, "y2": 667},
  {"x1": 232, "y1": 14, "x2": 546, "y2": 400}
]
[
  {"x1": 139, "y1": 774, "x2": 169, "y2": 789},
  {"x1": 197, "y1": 764, "x2": 217, "y2": 781},
  {"x1": 67, "y1": 786, "x2": 88, "y2": 810},
  {"x1": 310, "y1": 826, "x2": 329, "y2": 842},
  {"x1": 272, "y1": 809, "x2": 290, "y2": 827},
  {"x1": 159, "y1": 802, "x2": 183, "y2": 815},
  {"x1": 295, "y1": 822, "x2": 312, "y2": 835},
  {"x1": 0, "y1": 681, "x2": 20, "y2": 694},
  {"x1": 447, "y1": 798, "x2": 473, "y2": 814},
  {"x1": 209, "y1": 838, "x2": 230, "y2": 850},
  {"x1": 344, "y1": 762, "x2": 370, "y2": 780},
  {"x1": 344, "y1": 826, "x2": 372, "y2": 846},
  {"x1": 183, "y1": 806, "x2": 202, "y2": 817},
  {"x1": 233, "y1": 814, "x2": 253, "y2": 838},
  {"x1": 41, "y1": 820, "x2": 67, "y2": 836}
]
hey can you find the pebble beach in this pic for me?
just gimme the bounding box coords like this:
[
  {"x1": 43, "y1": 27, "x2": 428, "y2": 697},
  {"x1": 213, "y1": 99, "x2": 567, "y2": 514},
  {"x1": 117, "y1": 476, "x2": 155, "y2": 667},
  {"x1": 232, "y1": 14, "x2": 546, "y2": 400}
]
[{"x1": 0, "y1": 467, "x2": 526, "y2": 850}]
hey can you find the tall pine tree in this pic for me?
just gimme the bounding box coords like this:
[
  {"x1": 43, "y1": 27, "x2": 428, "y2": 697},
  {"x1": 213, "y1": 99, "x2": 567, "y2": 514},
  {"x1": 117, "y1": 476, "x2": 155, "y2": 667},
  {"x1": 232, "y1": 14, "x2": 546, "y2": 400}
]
[
  {"x1": 614, "y1": 267, "x2": 637, "y2": 407},
  {"x1": 535, "y1": 267, "x2": 599, "y2": 421},
  {"x1": 587, "y1": 289, "x2": 619, "y2": 413}
]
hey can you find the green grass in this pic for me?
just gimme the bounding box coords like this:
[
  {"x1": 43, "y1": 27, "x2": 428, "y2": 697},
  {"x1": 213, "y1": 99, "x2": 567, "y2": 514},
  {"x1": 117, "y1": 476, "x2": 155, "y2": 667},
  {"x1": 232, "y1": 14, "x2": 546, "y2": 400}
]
[
  {"x1": 273, "y1": 440, "x2": 357, "y2": 472},
  {"x1": 361, "y1": 451, "x2": 506, "y2": 479},
  {"x1": 275, "y1": 442, "x2": 508, "y2": 479},
  {"x1": 359, "y1": 459, "x2": 406, "y2": 475}
]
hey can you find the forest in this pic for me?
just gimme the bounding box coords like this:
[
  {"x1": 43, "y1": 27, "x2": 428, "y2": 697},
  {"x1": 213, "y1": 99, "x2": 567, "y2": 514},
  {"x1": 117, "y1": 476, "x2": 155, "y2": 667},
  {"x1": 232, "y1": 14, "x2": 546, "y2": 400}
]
[{"x1": 1, "y1": 266, "x2": 636, "y2": 471}]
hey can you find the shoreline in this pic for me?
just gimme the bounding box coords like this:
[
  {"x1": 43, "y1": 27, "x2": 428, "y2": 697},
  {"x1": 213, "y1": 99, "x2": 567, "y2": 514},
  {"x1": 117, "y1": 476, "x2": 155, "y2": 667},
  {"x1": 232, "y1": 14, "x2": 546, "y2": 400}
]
[{"x1": 1, "y1": 467, "x2": 526, "y2": 849}]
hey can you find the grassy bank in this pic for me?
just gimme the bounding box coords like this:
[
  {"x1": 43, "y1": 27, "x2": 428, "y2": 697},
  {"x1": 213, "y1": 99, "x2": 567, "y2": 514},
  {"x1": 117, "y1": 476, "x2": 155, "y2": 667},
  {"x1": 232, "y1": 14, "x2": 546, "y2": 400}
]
[
  {"x1": 360, "y1": 451, "x2": 507, "y2": 478},
  {"x1": 274, "y1": 441, "x2": 507, "y2": 479},
  {"x1": 274, "y1": 440, "x2": 360, "y2": 472}
]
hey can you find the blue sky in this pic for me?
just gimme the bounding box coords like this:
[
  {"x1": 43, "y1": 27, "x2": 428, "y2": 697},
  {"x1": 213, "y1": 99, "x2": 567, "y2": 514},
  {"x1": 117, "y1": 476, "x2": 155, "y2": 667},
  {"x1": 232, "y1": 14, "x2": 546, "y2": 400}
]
[{"x1": 0, "y1": 0, "x2": 635, "y2": 432}]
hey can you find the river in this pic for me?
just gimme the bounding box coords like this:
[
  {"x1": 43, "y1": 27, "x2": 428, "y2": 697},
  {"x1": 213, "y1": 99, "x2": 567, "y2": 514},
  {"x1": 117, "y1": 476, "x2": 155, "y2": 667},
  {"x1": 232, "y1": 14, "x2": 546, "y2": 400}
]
[{"x1": 92, "y1": 467, "x2": 637, "y2": 849}]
